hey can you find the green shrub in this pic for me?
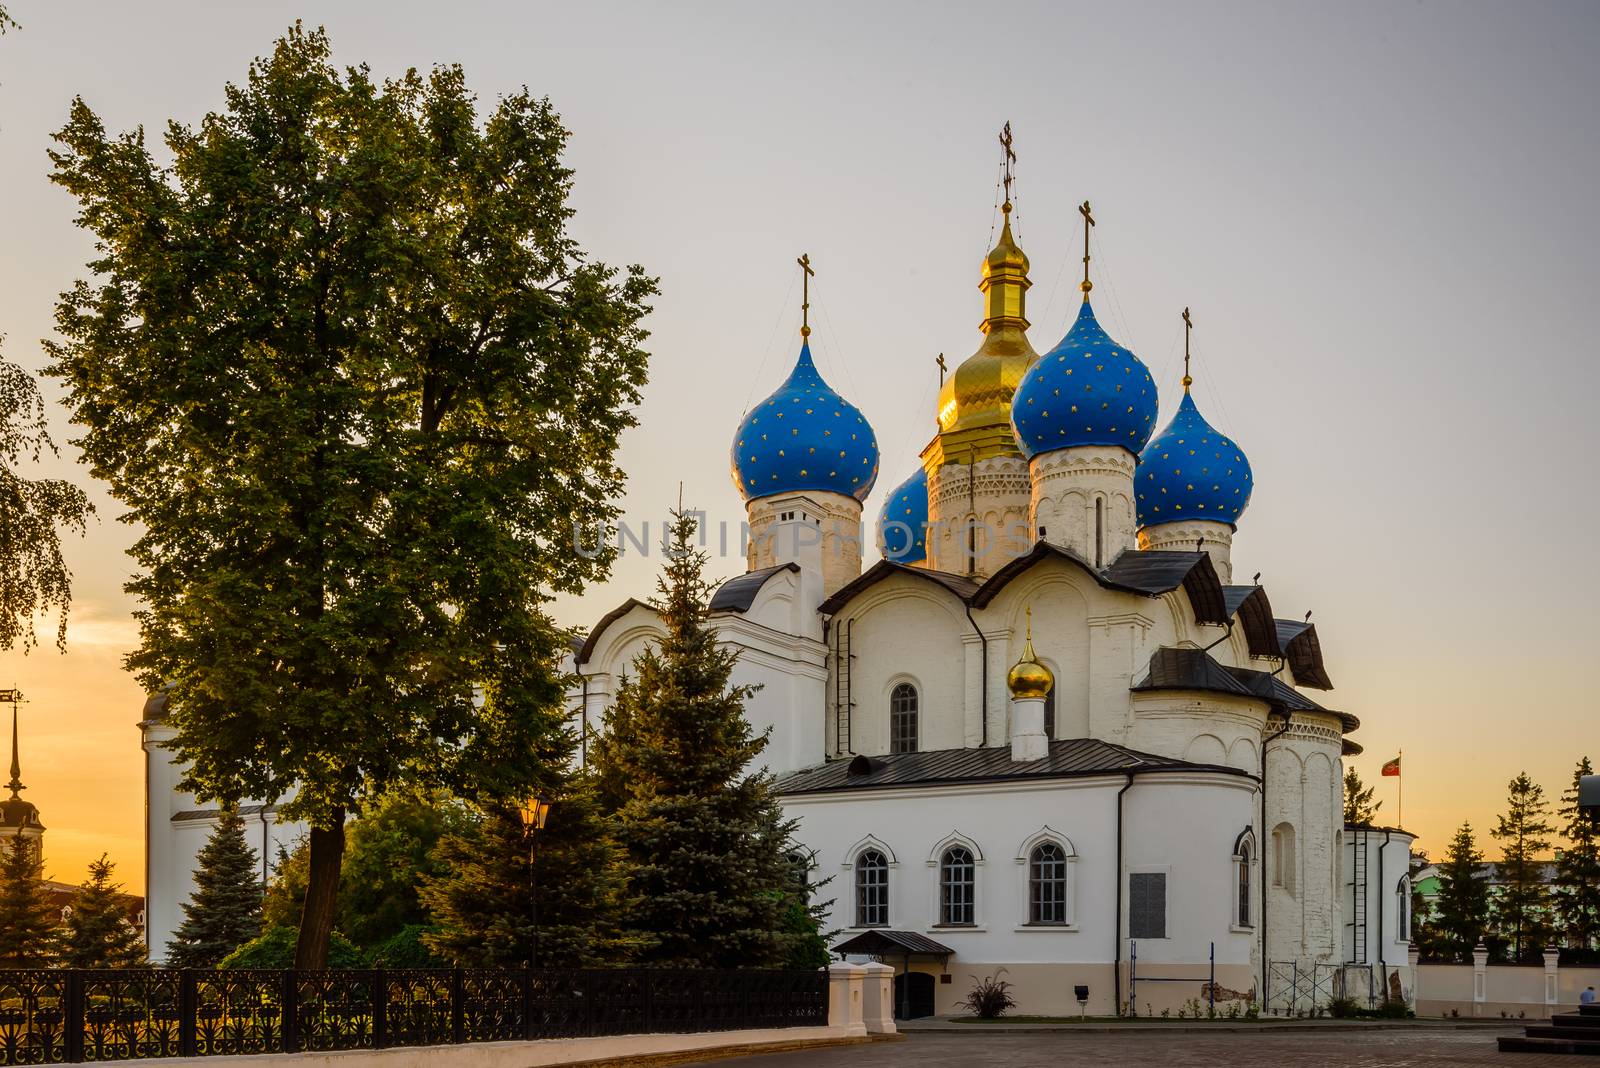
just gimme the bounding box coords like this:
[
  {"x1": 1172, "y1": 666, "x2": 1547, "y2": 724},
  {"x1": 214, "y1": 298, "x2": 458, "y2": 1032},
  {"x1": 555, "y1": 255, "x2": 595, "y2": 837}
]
[
  {"x1": 220, "y1": 925, "x2": 363, "y2": 969},
  {"x1": 365, "y1": 924, "x2": 443, "y2": 968},
  {"x1": 1327, "y1": 995, "x2": 1359, "y2": 1018},
  {"x1": 960, "y1": 971, "x2": 1016, "y2": 1019}
]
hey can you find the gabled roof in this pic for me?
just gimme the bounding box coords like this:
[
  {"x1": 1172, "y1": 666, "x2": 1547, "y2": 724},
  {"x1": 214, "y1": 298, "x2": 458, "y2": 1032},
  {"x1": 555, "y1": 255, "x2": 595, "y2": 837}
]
[
  {"x1": 1132, "y1": 646, "x2": 1262, "y2": 700},
  {"x1": 574, "y1": 597, "x2": 659, "y2": 666},
  {"x1": 775, "y1": 737, "x2": 1251, "y2": 796},
  {"x1": 1095, "y1": 549, "x2": 1230, "y2": 625},
  {"x1": 816, "y1": 559, "x2": 981, "y2": 616},
  {"x1": 1274, "y1": 619, "x2": 1333, "y2": 689},
  {"x1": 1222, "y1": 585, "x2": 1282, "y2": 658},
  {"x1": 832, "y1": 929, "x2": 954, "y2": 959},
  {"x1": 1225, "y1": 666, "x2": 1358, "y2": 732},
  {"x1": 708, "y1": 563, "x2": 800, "y2": 614}
]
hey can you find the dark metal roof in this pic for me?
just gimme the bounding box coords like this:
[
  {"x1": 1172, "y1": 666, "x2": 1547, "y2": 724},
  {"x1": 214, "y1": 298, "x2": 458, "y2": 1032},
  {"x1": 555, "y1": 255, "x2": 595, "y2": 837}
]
[
  {"x1": 832, "y1": 929, "x2": 954, "y2": 958},
  {"x1": 1342, "y1": 739, "x2": 1364, "y2": 757},
  {"x1": 1222, "y1": 585, "x2": 1282, "y2": 659},
  {"x1": 1132, "y1": 647, "x2": 1261, "y2": 700},
  {"x1": 817, "y1": 559, "x2": 981, "y2": 616},
  {"x1": 775, "y1": 737, "x2": 1250, "y2": 796},
  {"x1": 1225, "y1": 666, "x2": 1358, "y2": 732},
  {"x1": 172, "y1": 803, "x2": 278, "y2": 823},
  {"x1": 709, "y1": 563, "x2": 800, "y2": 614},
  {"x1": 1096, "y1": 550, "x2": 1229, "y2": 625},
  {"x1": 1274, "y1": 619, "x2": 1333, "y2": 689},
  {"x1": 575, "y1": 598, "x2": 658, "y2": 666}
]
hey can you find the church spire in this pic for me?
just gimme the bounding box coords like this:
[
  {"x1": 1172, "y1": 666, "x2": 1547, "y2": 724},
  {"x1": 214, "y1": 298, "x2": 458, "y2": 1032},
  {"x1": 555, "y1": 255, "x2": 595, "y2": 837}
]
[
  {"x1": 981, "y1": 122, "x2": 1030, "y2": 333},
  {"x1": 5, "y1": 693, "x2": 22, "y2": 800},
  {"x1": 1078, "y1": 200, "x2": 1096, "y2": 300},
  {"x1": 796, "y1": 253, "x2": 814, "y2": 339},
  {"x1": 1182, "y1": 306, "x2": 1194, "y2": 392}
]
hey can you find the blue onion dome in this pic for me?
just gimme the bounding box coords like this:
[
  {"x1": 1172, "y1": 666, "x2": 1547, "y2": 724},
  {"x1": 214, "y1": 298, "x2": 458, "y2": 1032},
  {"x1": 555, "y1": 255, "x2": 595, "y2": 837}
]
[
  {"x1": 876, "y1": 467, "x2": 928, "y2": 564},
  {"x1": 1135, "y1": 391, "x2": 1254, "y2": 527},
  {"x1": 731, "y1": 341, "x2": 880, "y2": 503},
  {"x1": 1009, "y1": 299, "x2": 1159, "y2": 459}
]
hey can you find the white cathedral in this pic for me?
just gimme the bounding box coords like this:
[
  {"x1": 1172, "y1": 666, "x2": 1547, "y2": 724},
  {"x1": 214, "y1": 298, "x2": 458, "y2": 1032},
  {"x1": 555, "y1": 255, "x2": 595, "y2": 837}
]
[{"x1": 142, "y1": 172, "x2": 1414, "y2": 1019}]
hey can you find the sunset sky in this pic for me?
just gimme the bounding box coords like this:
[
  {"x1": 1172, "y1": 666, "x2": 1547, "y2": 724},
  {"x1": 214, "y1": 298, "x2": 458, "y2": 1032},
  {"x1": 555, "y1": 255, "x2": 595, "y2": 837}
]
[{"x1": 1, "y1": 0, "x2": 1595, "y2": 889}]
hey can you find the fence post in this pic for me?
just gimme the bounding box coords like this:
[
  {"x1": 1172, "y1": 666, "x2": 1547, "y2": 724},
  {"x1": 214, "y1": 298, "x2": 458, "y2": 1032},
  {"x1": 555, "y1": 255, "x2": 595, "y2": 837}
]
[
  {"x1": 179, "y1": 969, "x2": 198, "y2": 1058},
  {"x1": 1543, "y1": 947, "x2": 1560, "y2": 1017},
  {"x1": 64, "y1": 970, "x2": 85, "y2": 1064},
  {"x1": 523, "y1": 967, "x2": 536, "y2": 1042},
  {"x1": 281, "y1": 969, "x2": 298, "y2": 1054},
  {"x1": 643, "y1": 970, "x2": 655, "y2": 1034},
  {"x1": 1208, "y1": 942, "x2": 1216, "y2": 1015},
  {"x1": 371, "y1": 967, "x2": 386, "y2": 1050},
  {"x1": 450, "y1": 967, "x2": 465, "y2": 1045},
  {"x1": 1472, "y1": 942, "x2": 1488, "y2": 1018},
  {"x1": 1127, "y1": 941, "x2": 1137, "y2": 1017}
]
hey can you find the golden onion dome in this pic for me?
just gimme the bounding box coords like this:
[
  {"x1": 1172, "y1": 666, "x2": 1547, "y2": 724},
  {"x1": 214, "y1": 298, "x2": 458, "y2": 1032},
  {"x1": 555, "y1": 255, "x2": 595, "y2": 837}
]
[
  {"x1": 924, "y1": 203, "x2": 1038, "y2": 469},
  {"x1": 1007, "y1": 608, "x2": 1054, "y2": 699}
]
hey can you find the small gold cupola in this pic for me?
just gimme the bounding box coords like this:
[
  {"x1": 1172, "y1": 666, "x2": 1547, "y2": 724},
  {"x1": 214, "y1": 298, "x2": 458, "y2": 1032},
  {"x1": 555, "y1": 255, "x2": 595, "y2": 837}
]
[
  {"x1": 1007, "y1": 607, "x2": 1054, "y2": 700},
  {"x1": 923, "y1": 124, "x2": 1039, "y2": 473}
]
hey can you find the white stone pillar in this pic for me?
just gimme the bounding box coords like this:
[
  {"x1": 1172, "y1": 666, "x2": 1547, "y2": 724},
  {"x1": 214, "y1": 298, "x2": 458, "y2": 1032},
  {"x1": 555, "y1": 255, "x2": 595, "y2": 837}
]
[
  {"x1": 1407, "y1": 945, "x2": 1421, "y2": 1008},
  {"x1": 827, "y1": 962, "x2": 867, "y2": 1036},
  {"x1": 1010, "y1": 695, "x2": 1047, "y2": 762},
  {"x1": 1544, "y1": 947, "x2": 1560, "y2": 1015},
  {"x1": 859, "y1": 961, "x2": 897, "y2": 1034},
  {"x1": 1472, "y1": 942, "x2": 1488, "y2": 1016}
]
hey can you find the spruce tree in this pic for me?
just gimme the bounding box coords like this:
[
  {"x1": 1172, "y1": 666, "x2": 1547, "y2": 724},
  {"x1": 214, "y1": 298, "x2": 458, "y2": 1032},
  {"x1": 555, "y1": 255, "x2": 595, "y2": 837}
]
[
  {"x1": 166, "y1": 809, "x2": 263, "y2": 967},
  {"x1": 1555, "y1": 756, "x2": 1600, "y2": 951},
  {"x1": 58, "y1": 854, "x2": 144, "y2": 967},
  {"x1": 1344, "y1": 767, "x2": 1382, "y2": 825},
  {"x1": 421, "y1": 774, "x2": 635, "y2": 967},
  {"x1": 1434, "y1": 822, "x2": 1491, "y2": 961},
  {"x1": 1492, "y1": 772, "x2": 1556, "y2": 960},
  {"x1": 0, "y1": 839, "x2": 56, "y2": 967},
  {"x1": 591, "y1": 510, "x2": 825, "y2": 968}
]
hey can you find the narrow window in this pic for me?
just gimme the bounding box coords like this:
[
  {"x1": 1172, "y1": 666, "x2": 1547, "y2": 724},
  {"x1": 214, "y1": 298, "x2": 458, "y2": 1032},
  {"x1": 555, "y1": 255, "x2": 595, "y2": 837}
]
[
  {"x1": 1029, "y1": 843, "x2": 1068, "y2": 925},
  {"x1": 889, "y1": 683, "x2": 919, "y2": 754},
  {"x1": 1094, "y1": 498, "x2": 1105, "y2": 568},
  {"x1": 855, "y1": 850, "x2": 888, "y2": 927},
  {"x1": 1397, "y1": 876, "x2": 1411, "y2": 942},
  {"x1": 1271, "y1": 823, "x2": 1297, "y2": 894},
  {"x1": 1237, "y1": 843, "x2": 1253, "y2": 927},
  {"x1": 940, "y1": 847, "x2": 975, "y2": 925},
  {"x1": 1042, "y1": 683, "x2": 1056, "y2": 739},
  {"x1": 1129, "y1": 872, "x2": 1167, "y2": 940}
]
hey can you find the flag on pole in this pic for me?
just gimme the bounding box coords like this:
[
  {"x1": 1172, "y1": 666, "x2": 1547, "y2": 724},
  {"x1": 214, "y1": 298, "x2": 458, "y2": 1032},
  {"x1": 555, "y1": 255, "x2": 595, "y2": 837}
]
[{"x1": 1381, "y1": 755, "x2": 1401, "y2": 776}]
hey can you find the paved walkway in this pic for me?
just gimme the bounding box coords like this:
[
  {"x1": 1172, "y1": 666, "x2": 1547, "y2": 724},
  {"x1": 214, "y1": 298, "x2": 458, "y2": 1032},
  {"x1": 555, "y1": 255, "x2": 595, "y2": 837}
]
[{"x1": 681, "y1": 1025, "x2": 1562, "y2": 1066}]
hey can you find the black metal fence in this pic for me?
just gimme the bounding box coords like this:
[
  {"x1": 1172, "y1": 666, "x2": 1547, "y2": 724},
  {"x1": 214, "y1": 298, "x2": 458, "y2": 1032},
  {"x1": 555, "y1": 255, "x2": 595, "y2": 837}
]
[{"x1": 0, "y1": 967, "x2": 830, "y2": 1064}]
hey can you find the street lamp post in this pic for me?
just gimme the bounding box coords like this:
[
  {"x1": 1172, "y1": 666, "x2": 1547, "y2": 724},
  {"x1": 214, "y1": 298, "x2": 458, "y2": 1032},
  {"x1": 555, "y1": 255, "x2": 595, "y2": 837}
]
[{"x1": 518, "y1": 795, "x2": 552, "y2": 969}]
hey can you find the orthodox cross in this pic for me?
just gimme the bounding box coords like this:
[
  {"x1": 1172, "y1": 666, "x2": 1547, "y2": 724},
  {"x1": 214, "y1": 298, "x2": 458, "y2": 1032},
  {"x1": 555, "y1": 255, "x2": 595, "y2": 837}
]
[
  {"x1": 998, "y1": 121, "x2": 1017, "y2": 210},
  {"x1": 1078, "y1": 200, "x2": 1096, "y2": 296},
  {"x1": 797, "y1": 253, "x2": 814, "y2": 338},
  {"x1": 936, "y1": 352, "x2": 947, "y2": 386},
  {"x1": 2, "y1": 688, "x2": 22, "y2": 799},
  {"x1": 1025, "y1": 603, "x2": 1034, "y2": 641},
  {"x1": 1182, "y1": 307, "x2": 1194, "y2": 391}
]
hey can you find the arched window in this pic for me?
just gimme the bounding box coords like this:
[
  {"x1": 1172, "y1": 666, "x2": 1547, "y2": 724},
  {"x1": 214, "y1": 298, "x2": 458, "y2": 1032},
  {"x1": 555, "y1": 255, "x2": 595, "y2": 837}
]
[
  {"x1": 890, "y1": 683, "x2": 919, "y2": 754},
  {"x1": 1029, "y1": 842, "x2": 1068, "y2": 925},
  {"x1": 1042, "y1": 682, "x2": 1056, "y2": 739},
  {"x1": 1271, "y1": 823, "x2": 1297, "y2": 895},
  {"x1": 1094, "y1": 498, "x2": 1106, "y2": 569},
  {"x1": 939, "y1": 847, "x2": 975, "y2": 925},
  {"x1": 1397, "y1": 876, "x2": 1411, "y2": 942},
  {"x1": 855, "y1": 850, "x2": 888, "y2": 927},
  {"x1": 1237, "y1": 841, "x2": 1253, "y2": 927}
]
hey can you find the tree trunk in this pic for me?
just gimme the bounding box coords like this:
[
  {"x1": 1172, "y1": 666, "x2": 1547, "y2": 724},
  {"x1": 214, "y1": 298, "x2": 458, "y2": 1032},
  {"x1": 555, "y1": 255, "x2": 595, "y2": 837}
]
[{"x1": 294, "y1": 809, "x2": 345, "y2": 969}]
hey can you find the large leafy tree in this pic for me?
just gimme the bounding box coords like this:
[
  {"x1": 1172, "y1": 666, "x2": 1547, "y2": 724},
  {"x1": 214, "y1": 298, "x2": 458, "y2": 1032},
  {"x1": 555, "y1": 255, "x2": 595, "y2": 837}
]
[
  {"x1": 591, "y1": 511, "x2": 826, "y2": 968},
  {"x1": 1434, "y1": 821, "x2": 1491, "y2": 961},
  {"x1": 58, "y1": 855, "x2": 145, "y2": 968},
  {"x1": 421, "y1": 774, "x2": 635, "y2": 967},
  {"x1": 1555, "y1": 756, "x2": 1600, "y2": 951},
  {"x1": 0, "y1": 840, "x2": 56, "y2": 967},
  {"x1": 166, "y1": 808, "x2": 263, "y2": 967},
  {"x1": 1343, "y1": 767, "x2": 1382, "y2": 825},
  {"x1": 0, "y1": 348, "x2": 92, "y2": 653},
  {"x1": 47, "y1": 24, "x2": 653, "y2": 966},
  {"x1": 1492, "y1": 772, "x2": 1555, "y2": 960}
]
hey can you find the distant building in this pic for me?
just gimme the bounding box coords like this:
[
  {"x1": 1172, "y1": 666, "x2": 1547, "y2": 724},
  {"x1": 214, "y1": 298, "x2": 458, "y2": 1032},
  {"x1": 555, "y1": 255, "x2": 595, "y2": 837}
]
[{"x1": 0, "y1": 702, "x2": 45, "y2": 858}]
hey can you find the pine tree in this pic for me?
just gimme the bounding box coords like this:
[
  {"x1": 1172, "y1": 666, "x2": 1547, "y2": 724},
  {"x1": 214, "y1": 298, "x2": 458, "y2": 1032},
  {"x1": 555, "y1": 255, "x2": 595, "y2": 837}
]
[
  {"x1": 591, "y1": 510, "x2": 826, "y2": 968},
  {"x1": 421, "y1": 774, "x2": 635, "y2": 967},
  {"x1": 1344, "y1": 767, "x2": 1382, "y2": 825},
  {"x1": 0, "y1": 839, "x2": 57, "y2": 967},
  {"x1": 1555, "y1": 756, "x2": 1600, "y2": 951},
  {"x1": 1434, "y1": 822, "x2": 1492, "y2": 961},
  {"x1": 1492, "y1": 771, "x2": 1556, "y2": 960},
  {"x1": 58, "y1": 854, "x2": 144, "y2": 967},
  {"x1": 166, "y1": 809, "x2": 263, "y2": 967}
]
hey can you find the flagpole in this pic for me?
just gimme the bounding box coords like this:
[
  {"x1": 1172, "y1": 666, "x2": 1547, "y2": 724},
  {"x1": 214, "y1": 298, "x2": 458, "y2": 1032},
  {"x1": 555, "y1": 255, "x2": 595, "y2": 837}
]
[{"x1": 1398, "y1": 748, "x2": 1403, "y2": 828}]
